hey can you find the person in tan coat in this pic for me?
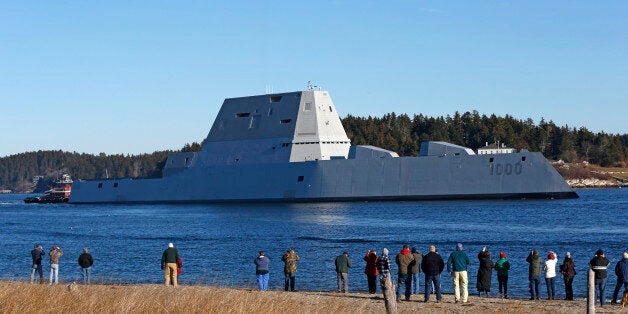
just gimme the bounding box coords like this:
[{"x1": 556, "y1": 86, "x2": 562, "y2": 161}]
[{"x1": 49, "y1": 246, "x2": 63, "y2": 284}]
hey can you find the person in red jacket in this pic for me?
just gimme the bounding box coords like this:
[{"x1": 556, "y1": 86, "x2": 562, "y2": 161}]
[{"x1": 364, "y1": 250, "x2": 379, "y2": 293}]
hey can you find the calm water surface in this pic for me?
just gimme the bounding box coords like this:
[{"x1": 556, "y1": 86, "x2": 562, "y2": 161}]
[{"x1": 0, "y1": 188, "x2": 626, "y2": 298}]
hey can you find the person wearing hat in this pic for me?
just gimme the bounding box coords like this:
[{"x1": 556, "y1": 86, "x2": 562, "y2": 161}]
[
  {"x1": 30, "y1": 244, "x2": 45, "y2": 284},
  {"x1": 494, "y1": 251, "x2": 511, "y2": 299},
  {"x1": 447, "y1": 243, "x2": 471, "y2": 303},
  {"x1": 476, "y1": 246, "x2": 494, "y2": 298},
  {"x1": 254, "y1": 251, "x2": 270, "y2": 291},
  {"x1": 543, "y1": 251, "x2": 558, "y2": 300},
  {"x1": 559, "y1": 252, "x2": 576, "y2": 300},
  {"x1": 526, "y1": 249, "x2": 542, "y2": 300},
  {"x1": 589, "y1": 249, "x2": 611, "y2": 307},
  {"x1": 377, "y1": 248, "x2": 392, "y2": 279},
  {"x1": 396, "y1": 244, "x2": 416, "y2": 301},
  {"x1": 410, "y1": 247, "x2": 423, "y2": 295},
  {"x1": 281, "y1": 248, "x2": 299, "y2": 291},
  {"x1": 335, "y1": 251, "x2": 351, "y2": 293},
  {"x1": 161, "y1": 242, "x2": 180, "y2": 287},
  {"x1": 611, "y1": 252, "x2": 628, "y2": 304},
  {"x1": 422, "y1": 245, "x2": 445, "y2": 303},
  {"x1": 48, "y1": 245, "x2": 63, "y2": 285}
]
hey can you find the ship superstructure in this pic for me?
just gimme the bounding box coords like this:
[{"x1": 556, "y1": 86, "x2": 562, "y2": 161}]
[{"x1": 70, "y1": 89, "x2": 578, "y2": 203}]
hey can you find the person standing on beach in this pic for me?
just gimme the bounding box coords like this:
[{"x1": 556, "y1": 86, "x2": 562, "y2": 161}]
[
  {"x1": 282, "y1": 248, "x2": 299, "y2": 291},
  {"x1": 526, "y1": 249, "x2": 542, "y2": 300},
  {"x1": 254, "y1": 251, "x2": 270, "y2": 291},
  {"x1": 447, "y1": 243, "x2": 471, "y2": 303},
  {"x1": 49, "y1": 245, "x2": 63, "y2": 285},
  {"x1": 559, "y1": 252, "x2": 576, "y2": 300},
  {"x1": 395, "y1": 244, "x2": 415, "y2": 301},
  {"x1": 78, "y1": 247, "x2": 94, "y2": 284},
  {"x1": 161, "y1": 242, "x2": 180, "y2": 287},
  {"x1": 543, "y1": 251, "x2": 558, "y2": 300},
  {"x1": 611, "y1": 252, "x2": 628, "y2": 304},
  {"x1": 364, "y1": 250, "x2": 379, "y2": 293},
  {"x1": 410, "y1": 247, "x2": 423, "y2": 295},
  {"x1": 335, "y1": 251, "x2": 351, "y2": 293},
  {"x1": 589, "y1": 249, "x2": 611, "y2": 307},
  {"x1": 422, "y1": 245, "x2": 444, "y2": 303},
  {"x1": 30, "y1": 244, "x2": 45, "y2": 284},
  {"x1": 476, "y1": 246, "x2": 494, "y2": 297},
  {"x1": 494, "y1": 251, "x2": 510, "y2": 299}
]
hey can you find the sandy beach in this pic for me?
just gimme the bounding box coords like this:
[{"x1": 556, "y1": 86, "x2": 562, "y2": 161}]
[{"x1": 1, "y1": 281, "x2": 625, "y2": 313}]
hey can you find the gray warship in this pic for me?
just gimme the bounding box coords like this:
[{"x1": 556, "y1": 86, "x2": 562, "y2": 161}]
[{"x1": 69, "y1": 88, "x2": 578, "y2": 203}]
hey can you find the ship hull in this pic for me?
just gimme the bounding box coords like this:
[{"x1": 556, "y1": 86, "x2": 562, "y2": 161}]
[{"x1": 70, "y1": 151, "x2": 577, "y2": 204}]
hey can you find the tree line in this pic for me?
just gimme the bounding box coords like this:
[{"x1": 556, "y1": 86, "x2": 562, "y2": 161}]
[
  {"x1": 343, "y1": 111, "x2": 626, "y2": 167},
  {"x1": 1, "y1": 111, "x2": 626, "y2": 192}
]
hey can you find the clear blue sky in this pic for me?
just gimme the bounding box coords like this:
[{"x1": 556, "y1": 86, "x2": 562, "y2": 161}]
[{"x1": 1, "y1": 1, "x2": 627, "y2": 157}]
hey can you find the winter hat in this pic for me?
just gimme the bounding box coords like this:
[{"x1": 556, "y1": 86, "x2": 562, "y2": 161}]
[
  {"x1": 595, "y1": 249, "x2": 604, "y2": 256},
  {"x1": 457, "y1": 243, "x2": 463, "y2": 249},
  {"x1": 500, "y1": 252, "x2": 506, "y2": 258},
  {"x1": 548, "y1": 252, "x2": 555, "y2": 260},
  {"x1": 623, "y1": 252, "x2": 628, "y2": 259},
  {"x1": 382, "y1": 248, "x2": 389, "y2": 256},
  {"x1": 565, "y1": 252, "x2": 571, "y2": 258},
  {"x1": 168, "y1": 243, "x2": 174, "y2": 248},
  {"x1": 411, "y1": 247, "x2": 418, "y2": 253}
]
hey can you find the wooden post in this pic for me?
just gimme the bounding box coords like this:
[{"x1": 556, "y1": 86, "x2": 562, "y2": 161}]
[
  {"x1": 380, "y1": 275, "x2": 398, "y2": 314},
  {"x1": 587, "y1": 269, "x2": 595, "y2": 314}
]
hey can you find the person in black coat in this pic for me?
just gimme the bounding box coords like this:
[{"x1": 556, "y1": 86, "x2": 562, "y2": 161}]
[
  {"x1": 421, "y1": 245, "x2": 445, "y2": 303},
  {"x1": 476, "y1": 247, "x2": 494, "y2": 297},
  {"x1": 78, "y1": 247, "x2": 94, "y2": 284}
]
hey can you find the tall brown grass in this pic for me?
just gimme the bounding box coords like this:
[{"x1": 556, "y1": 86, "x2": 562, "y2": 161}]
[
  {"x1": 0, "y1": 281, "x2": 372, "y2": 313},
  {"x1": 0, "y1": 281, "x2": 600, "y2": 313}
]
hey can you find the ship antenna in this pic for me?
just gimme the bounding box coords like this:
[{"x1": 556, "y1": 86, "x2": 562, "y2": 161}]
[{"x1": 307, "y1": 81, "x2": 314, "y2": 91}]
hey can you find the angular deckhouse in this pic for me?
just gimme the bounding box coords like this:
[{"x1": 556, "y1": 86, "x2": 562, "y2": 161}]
[{"x1": 69, "y1": 90, "x2": 578, "y2": 203}]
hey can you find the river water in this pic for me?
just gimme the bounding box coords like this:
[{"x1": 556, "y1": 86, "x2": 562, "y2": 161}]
[{"x1": 0, "y1": 188, "x2": 626, "y2": 299}]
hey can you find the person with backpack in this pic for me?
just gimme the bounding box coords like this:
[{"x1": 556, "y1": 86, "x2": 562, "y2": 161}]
[
  {"x1": 526, "y1": 249, "x2": 542, "y2": 300},
  {"x1": 494, "y1": 251, "x2": 511, "y2": 299}
]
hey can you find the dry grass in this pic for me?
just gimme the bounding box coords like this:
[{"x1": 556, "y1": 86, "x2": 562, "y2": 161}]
[{"x1": 0, "y1": 281, "x2": 624, "y2": 313}]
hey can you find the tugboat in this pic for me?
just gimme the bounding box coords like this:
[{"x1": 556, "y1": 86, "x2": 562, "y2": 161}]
[{"x1": 24, "y1": 174, "x2": 73, "y2": 203}]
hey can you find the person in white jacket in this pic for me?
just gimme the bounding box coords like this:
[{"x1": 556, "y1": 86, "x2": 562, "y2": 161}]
[{"x1": 544, "y1": 251, "x2": 558, "y2": 300}]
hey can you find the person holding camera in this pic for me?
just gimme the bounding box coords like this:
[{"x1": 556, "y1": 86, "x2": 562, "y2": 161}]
[
  {"x1": 364, "y1": 249, "x2": 379, "y2": 293},
  {"x1": 30, "y1": 244, "x2": 45, "y2": 284},
  {"x1": 49, "y1": 245, "x2": 63, "y2": 284}
]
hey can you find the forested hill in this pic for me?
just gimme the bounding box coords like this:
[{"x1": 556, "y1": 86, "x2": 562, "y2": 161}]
[
  {"x1": 344, "y1": 111, "x2": 627, "y2": 166},
  {"x1": 0, "y1": 151, "x2": 171, "y2": 193},
  {"x1": 1, "y1": 111, "x2": 626, "y2": 192}
]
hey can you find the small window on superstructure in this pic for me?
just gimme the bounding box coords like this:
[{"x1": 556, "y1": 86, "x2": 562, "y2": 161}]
[
  {"x1": 305, "y1": 102, "x2": 312, "y2": 111},
  {"x1": 270, "y1": 96, "x2": 282, "y2": 103},
  {"x1": 522, "y1": 156, "x2": 526, "y2": 161},
  {"x1": 236, "y1": 113, "x2": 250, "y2": 118},
  {"x1": 280, "y1": 119, "x2": 291, "y2": 124},
  {"x1": 329, "y1": 106, "x2": 333, "y2": 112},
  {"x1": 297, "y1": 176, "x2": 304, "y2": 182},
  {"x1": 489, "y1": 157, "x2": 494, "y2": 163},
  {"x1": 113, "y1": 182, "x2": 118, "y2": 188},
  {"x1": 98, "y1": 183, "x2": 103, "y2": 188}
]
